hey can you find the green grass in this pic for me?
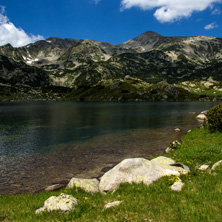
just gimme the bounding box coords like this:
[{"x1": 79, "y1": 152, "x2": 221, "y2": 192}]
[{"x1": 1, "y1": 128, "x2": 222, "y2": 221}]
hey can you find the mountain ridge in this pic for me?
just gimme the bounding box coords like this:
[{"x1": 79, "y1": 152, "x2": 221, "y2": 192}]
[{"x1": 0, "y1": 31, "x2": 222, "y2": 101}]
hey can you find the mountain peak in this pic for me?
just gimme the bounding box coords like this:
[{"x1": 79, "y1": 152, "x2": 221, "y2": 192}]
[
  {"x1": 138, "y1": 31, "x2": 162, "y2": 38},
  {"x1": 133, "y1": 31, "x2": 162, "y2": 42},
  {"x1": 1, "y1": 43, "x2": 13, "y2": 49},
  {"x1": 121, "y1": 31, "x2": 162, "y2": 52},
  {"x1": 46, "y1": 37, "x2": 63, "y2": 42}
]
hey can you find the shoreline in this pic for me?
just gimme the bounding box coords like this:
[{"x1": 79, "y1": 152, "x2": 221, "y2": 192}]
[
  {"x1": 0, "y1": 128, "x2": 188, "y2": 196},
  {"x1": 1, "y1": 128, "x2": 222, "y2": 222}
]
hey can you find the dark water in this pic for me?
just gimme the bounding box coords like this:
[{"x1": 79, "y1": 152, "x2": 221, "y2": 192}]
[{"x1": 0, "y1": 101, "x2": 219, "y2": 194}]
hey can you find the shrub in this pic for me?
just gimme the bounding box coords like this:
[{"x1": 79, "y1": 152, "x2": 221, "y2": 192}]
[
  {"x1": 206, "y1": 103, "x2": 222, "y2": 132},
  {"x1": 169, "y1": 140, "x2": 181, "y2": 149}
]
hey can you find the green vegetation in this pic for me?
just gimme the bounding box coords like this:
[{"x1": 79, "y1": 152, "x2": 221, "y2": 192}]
[
  {"x1": 0, "y1": 85, "x2": 72, "y2": 102},
  {"x1": 176, "y1": 80, "x2": 222, "y2": 101},
  {"x1": 206, "y1": 103, "x2": 222, "y2": 132},
  {"x1": 66, "y1": 78, "x2": 199, "y2": 102},
  {"x1": 1, "y1": 128, "x2": 222, "y2": 221},
  {"x1": 0, "y1": 77, "x2": 221, "y2": 102}
]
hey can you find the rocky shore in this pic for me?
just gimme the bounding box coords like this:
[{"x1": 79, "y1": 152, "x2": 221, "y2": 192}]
[{"x1": 0, "y1": 128, "x2": 188, "y2": 195}]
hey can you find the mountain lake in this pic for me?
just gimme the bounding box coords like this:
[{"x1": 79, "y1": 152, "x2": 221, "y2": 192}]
[{"x1": 0, "y1": 101, "x2": 219, "y2": 195}]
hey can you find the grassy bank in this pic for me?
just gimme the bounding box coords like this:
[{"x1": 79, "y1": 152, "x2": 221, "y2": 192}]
[{"x1": 0, "y1": 128, "x2": 222, "y2": 222}]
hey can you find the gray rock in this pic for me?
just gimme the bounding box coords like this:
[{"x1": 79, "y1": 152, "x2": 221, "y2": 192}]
[
  {"x1": 201, "y1": 110, "x2": 208, "y2": 114},
  {"x1": 199, "y1": 165, "x2": 209, "y2": 170},
  {"x1": 35, "y1": 193, "x2": 78, "y2": 214},
  {"x1": 211, "y1": 160, "x2": 222, "y2": 172},
  {"x1": 99, "y1": 156, "x2": 189, "y2": 192},
  {"x1": 165, "y1": 147, "x2": 173, "y2": 154},
  {"x1": 104, "y1": 201, "x2": 123, "y2": 209},
  {"x1": 45, "y1": 184, "x2": 65, "y2": 192},
  {"x1": 67, "y1": 178, "x2": 99, "y2": 194},
  {"x1": 170, "y1": 178, "x2": 184, "y2": 191},
  {"x1": 196, "y1": 113, "x2": 207, "y2": 120}
]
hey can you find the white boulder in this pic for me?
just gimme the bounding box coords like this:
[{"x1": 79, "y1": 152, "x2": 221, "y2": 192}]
[
  {"x1": 35, "y1": 193, "x2": 78, "y2": 214},
  {"x1": 196, "y1": 113, "x2": 207, "y2": 120},
  {"x1": 99, "y1": 156, "x2": 189, "y2": 192},
  {"x1": 67, "y1": 178, "x2": 99, "y2": 194}
]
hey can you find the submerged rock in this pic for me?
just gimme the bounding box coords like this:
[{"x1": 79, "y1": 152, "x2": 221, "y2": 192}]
[
  {"x1": 67, "y1": 178, "x2": 99, "y2": 194},
  {"x1": 174, "y1": 128, "x2": 181, "y2": 132},
  {"x1": 35, "y1": 193, "x2": 78, "y2": 214},
  {"x1": 99, "y1": 156, "x2": 189, "y2": 192}
]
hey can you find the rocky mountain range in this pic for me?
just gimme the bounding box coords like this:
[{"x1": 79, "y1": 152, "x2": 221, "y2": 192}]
[{"x1": 0, "y1": 31, "x2": 222, "y2": 101}]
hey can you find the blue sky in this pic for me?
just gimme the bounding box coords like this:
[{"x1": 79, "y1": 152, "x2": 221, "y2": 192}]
[{"x1": 0, "y1": 0, "x2": 222, "y2": 47}]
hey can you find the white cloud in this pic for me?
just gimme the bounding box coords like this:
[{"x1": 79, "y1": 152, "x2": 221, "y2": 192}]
[
  {"x1": 204, "y1": 22, "x2": 219, "y2": 29},
  {"x1": 120, "y1": 0, "x2": 222, "y2": 22},
  {"x1": 0, "y1": 6, "x2": 44, "y2": 47}
]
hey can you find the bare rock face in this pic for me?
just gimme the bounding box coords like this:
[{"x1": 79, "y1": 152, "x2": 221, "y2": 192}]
[
  {"x1": 67, "y1": 178, "x2": 99, "y2": 194},
  {"x1": 35, "y1": 193, "x2": 78, "y2": 214},
  {"x1": 99, "y1": 156, "x2": 189, "y2": 192}
]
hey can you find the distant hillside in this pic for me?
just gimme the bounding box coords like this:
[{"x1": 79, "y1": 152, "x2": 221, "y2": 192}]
[{"x1": 0, "y1": 31, "x2": 222, "y2": 101}]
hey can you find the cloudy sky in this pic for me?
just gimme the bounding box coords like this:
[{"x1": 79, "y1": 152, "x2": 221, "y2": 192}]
[{"x1": 0, "y1": 0, "x2": 222, "y2": 47}]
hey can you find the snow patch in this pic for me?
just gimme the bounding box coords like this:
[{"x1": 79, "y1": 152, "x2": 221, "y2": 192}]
[
  {"x1": 22, "y1": 56, "x2": 27, "y2": 61},
  {"x1": 26, "y1": 58, "x2": 39, "y2": 65}
]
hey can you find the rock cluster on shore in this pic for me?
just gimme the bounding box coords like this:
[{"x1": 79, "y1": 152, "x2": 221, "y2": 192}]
[
  {"x1": 37, "y1": 157, "x2": 222, "y2": 214},
  {"x1": 37, "y1": 156, "x2": 190, "y2": 214}
]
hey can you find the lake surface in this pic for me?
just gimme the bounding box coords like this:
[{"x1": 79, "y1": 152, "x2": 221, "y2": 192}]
[{"x1": 0, "y1": 101, "x2": 219, "y2": 194}]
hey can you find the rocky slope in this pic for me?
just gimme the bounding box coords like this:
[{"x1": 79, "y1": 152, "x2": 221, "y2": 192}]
[{"x1": 0, "y1": 31, "x2": 222, "y2": 101}]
